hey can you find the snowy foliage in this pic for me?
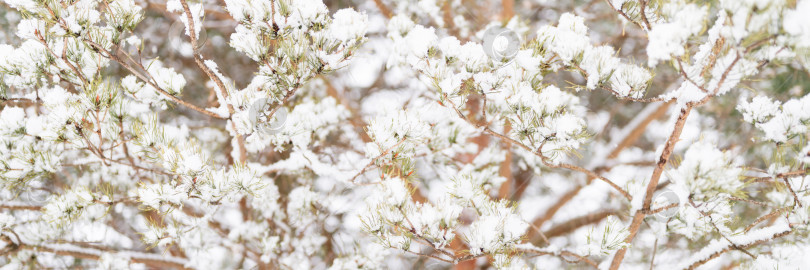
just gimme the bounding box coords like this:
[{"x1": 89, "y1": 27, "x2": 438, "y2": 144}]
[{"x1": 2, "y1": 0, "x2": 810, "y2": 269}]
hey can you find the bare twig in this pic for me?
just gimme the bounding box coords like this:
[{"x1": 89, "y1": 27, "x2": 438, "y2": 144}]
[
  {"x1": 748, "y1": 170, "x2": 808, "y2": 182},
  {"x1": 517, "y1": 246, "x2": 598, "y2": 268},
  {"x1": 441, "y1": 0, "x2": 460, "y2": 38},
  {"x1": 501, "y1": 0, "x2": 514, "y2": 20},
  {"x1": 609, "y1": 105, "x2": 693, "y2": 270},
  {"x1": 782, "y1": 177, "x2": 804, "y2": 208},
  {"x1": 607, "y1": 101, "x2": 672, "y2": 159},
  {"x1": 602, "y1": 0, "x2": 647, "y2": 30},
  {"x1": 527, "y1": 187, "x2": 581, "y2": 242},
  {"x1": 177, "y1": 0, "x2": 247, "y2": 162},
  {"x1": 349, "y1": 138, "x2": 408, "y2": 183},
  {"x1": 683, "y1": 229, "x2": 792, "y2": 270},
  {"x1": 371, "y1": 0, "x2": 394, "y2": 19},
  {"x1": 542, "y1": 210, "x2": 618, "y2": 239},
  {"x1": 2, "y1": 239, "x2": 191, "y2": 269},
  {"x1": 638, "y1": 0, "x2": 652, "y2": 30},
  {"x1": 744, "y1": 207, "x2": 789, "y2": 233},
  {"x1": 0, "y1": 202, "x2": 43, "y2": 211}
]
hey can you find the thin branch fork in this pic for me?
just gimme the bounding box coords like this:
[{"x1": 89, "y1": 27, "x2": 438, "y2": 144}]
[
  {"x1": 542, "y1": 209, "x2": 618, "y2": 239},
  {"x1": 177, "y1": 0, "x2": 233, "y2": 111},
  {"x1": 684, "y1": 229, "x2": 792, "y2": 270},
  {"x1": 675, "y1": 59, "x2": 710, "y2": 93},
  {"x1": 46, "y1": 9, "x2": 223, "y2": 120},
  {"x1": 782, "y1": 177, "x2": 804, "y2": 208},
  {"x1": 527, "y1": 101, "x2": 670, "y2": 243},
  {"x1": 640, "y1": 202, "x2": 678, "y2": 215},
  {"x1": 747, "y1": 170, "x2": 808, "y2": 183},
  {"x1": 568, "y1": 59, "x2": 664, "y2": 103},
  {"x1": 88, "y1": 40, "x2": 226, "y2": 119},
  {"x1": 744, "y1": 207, "x2": 789, "y2": 233},
  {"x1": 637, "y1": 0, "x2": 652, "y2": 30},
  {"x1": 440, "y1": 94, "x2": 632, "y2": 201},
  {"x1": 610, "y1": 36, "x2": 765, "y2": 269},
  {"x1": 177, "y1": 0, "x2": 247, "y2": 163},
  {"x1": 538, "y1": 152, "x2": 633, "y2": 201},
  {"x1": 34, "y1": 33, "x2": 89, "y2": 87},
  {"x1": 39, "y1": 5, "x2": 91, "y2": 87},
  {"x1": 609, "y1": 104, "x2": 693, "y2": 270},
  {"x1": 602, "y1": 0, "x2": 648, "y2": 30},
  {"x1": 516, "y1": 246, "x2": 599, "y2": 268},
  {"x1": 397, "y1": 208, "x2": 457, "y2": 260},
  {"x1": 686, "y1": 198, "x2": 759, "y2": 260},
  {"x1": 349, "y1": 138, "x2": 408, "y2": 183},
  {"x1": 37, "y1": 3, "x2": 223, "y2": 119}
]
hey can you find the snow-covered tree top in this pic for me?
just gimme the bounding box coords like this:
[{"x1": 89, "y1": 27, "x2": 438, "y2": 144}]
[{"x1": 2, "y1": 0, "x2": 810, "y2": 269}]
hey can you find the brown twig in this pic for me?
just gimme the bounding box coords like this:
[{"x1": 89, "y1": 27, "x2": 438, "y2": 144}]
[
  {"x1": 527, "y1": 187, "x2": 581, "y2": 242},
  {"x1": 441, "y1": 0, "x2": 460, "y2": 38},
  {"x1": 0, "y1": 202, "x2": 43, "y2": 211},
  {"x1": 501, "y1": 0, "x2": 514, "y2": 20},
  {"x1": 609, "y1": 105, "x2": 693, "y2": 270},
  {"x1": 177, "y1": 0, "x2": 246, "y2": 163},
  {"x1": 744, "y1": 207, "x2": 789, "y2": 233},
  {"x1": 602, "y1": 0, "x2": 647, "y2": 30},
  {"x1": 371, "y1": 0, "x2": 394, "y2": 19},
  {"x1": 91, "y1": 40, "x2": 225, "y2": 119},
  {"x1": 607, "y1": 101, "x2": 672, "y2": 159},
  {"x1": 782, "y1": 177, "x2": 804, "y2": 208},
  {"x1": 498, "y1": 123, "x2": 513, "y2": 199},
  {"x1": 748, "y1": 170, "x2": 808, "y2": 182},
  {"x1": 517, "y1": 246, "x2": 598, "y2": 268},
  {"x1": 349, "y1": 138, "x2": 408, "y2": 183},
  {"x1": 542, "y1": 210, "x2": 618, "y2": 239},
  {"x1": 4, "y1": 240, "x2": 191, "y2": 269},
  {"x1": 683, "y1": 229, "x2": 792, "y2": 270},
  {"x1": 638, "y1": 0, "x2": 652, "y2": 30}
]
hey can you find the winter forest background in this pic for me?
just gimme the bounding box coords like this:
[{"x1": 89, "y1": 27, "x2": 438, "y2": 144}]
[{"x1": 1, "y1": 0, "x2": 810, "y2": 269}]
